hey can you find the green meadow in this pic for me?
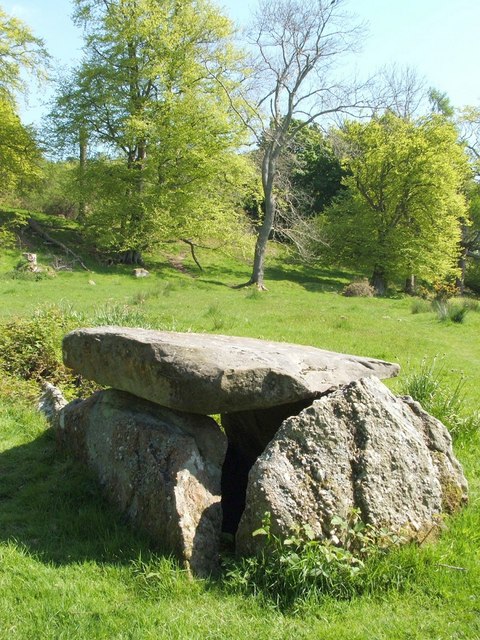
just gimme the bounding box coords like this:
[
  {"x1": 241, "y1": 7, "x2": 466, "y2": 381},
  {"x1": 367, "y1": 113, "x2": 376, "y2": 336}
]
[{"x1": 0, "y1": 216, "x2": 479, "y2": 639}]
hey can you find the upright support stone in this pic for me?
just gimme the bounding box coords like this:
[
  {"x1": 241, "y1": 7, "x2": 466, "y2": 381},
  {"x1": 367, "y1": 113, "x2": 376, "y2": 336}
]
[
  {"x1": 57, "y1": 389, "x2": 227, "y2": 576},
  {"x1": 236, "y1": 377, "x2": 468, "y2": 555}
]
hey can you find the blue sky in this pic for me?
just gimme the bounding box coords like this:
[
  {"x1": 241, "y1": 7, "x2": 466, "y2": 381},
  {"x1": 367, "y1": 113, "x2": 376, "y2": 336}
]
[{"x1": 4, "y1": 0, "x2": 480, "y2": 124}]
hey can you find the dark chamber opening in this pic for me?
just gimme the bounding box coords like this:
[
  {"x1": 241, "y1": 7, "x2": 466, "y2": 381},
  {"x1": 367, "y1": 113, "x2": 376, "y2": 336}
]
[{"x1": 220, "y1": 399, "x2": 313, "y2": 536}]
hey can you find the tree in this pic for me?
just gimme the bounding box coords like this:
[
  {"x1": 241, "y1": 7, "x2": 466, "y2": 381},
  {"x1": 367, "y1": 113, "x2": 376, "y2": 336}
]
[
  {"x1": 428, "y1": 88, "x2": 454, "y2": 118},
  {"x1": 0, "y1": 6, "x2": 48, "y2": 98},
  {"x1": 246, "y1": 122, "x2": 344, "y2": 260},
  {"x1": 375, "y1": 65, "x2": 428, "y2": 120},
  {"x1": 323, "y1": 112, "x2": 469, "y2": 294},
  {"x1": 459, "y1": 105, "x2": 480, "y2": 174},
  {"x1": 48, "y1": 0, "x2": 252, "y2": 259},
  {"x1": 0, "y1": 96, "x2": 42, "y2": 200},
  {"x1": 231, "y1": 0, "x2": 366, "y2": 289},
  {"x1": 288, "y1": 123, "x2": 344, "y2": 216},
  {"x1": 456, "y1": 106, "x2": 480, "y2": 291},
  {"x1": 0, "y1": 7, "x2": 48, "y2": 203}
]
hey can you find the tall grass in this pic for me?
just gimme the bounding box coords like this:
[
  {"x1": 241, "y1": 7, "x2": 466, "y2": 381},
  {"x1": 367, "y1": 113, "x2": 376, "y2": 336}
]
[{"x1": 400, "y1": 357, "x2": 480, "y2": 440}]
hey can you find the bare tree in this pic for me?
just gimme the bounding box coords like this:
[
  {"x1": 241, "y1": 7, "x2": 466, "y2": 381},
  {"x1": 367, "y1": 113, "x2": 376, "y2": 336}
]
[
  {"x1": 374, "y1": 65, "x2": 428, "y2": 119},
  {"x1": 459, "y1": 106, "x2": 480, "y2": 167},
  {"x1": 228, "y1": 0, "x2": 368, "y2": 289}
]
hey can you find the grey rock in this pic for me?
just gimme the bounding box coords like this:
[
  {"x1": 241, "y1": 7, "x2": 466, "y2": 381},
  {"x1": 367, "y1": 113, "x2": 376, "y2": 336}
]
[
  {"x1": 236, "y1": 376, "x2": 468, "y2": 555},
  {"x1": 38, "y1": 382, "x2": 68, "y2": 429},
  {"x1": 133, "y1": 268, "x2": 150, "y2": 278},
  {"x1": 57, "y1": 389, "x2": 227, "y2": 576},
  {"x1": 63, "y1": 327, "x2": 400, "y2": 414}
]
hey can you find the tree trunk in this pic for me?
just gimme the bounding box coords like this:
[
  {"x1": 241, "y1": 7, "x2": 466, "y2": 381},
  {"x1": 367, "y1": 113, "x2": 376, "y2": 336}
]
[
  {"x1": 404, "y1": 274, "x2": 416, "y2": 295},
  {"x1": 250, "y1": 189, "x2": 275, "y2": 290},
  {"x1": 247, "y1": 146, "x2": 279, "y2": 290},
  {"x1": 456, "y1": 234, "x2": 468, "y2": 295},
  {"x1": 371, "y1": 265, "x2": 386, "y2": 296},
  {"x1": 78, "y1": 128, "x2": 88, "y2": 222}
]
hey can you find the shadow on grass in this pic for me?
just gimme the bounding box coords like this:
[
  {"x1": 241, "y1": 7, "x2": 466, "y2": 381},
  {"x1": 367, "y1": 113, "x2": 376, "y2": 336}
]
[
  {"x1": 0, "y1": 428, "x2": 158, "y2": 567},
  {"x1": 263, "y1": 261, "x2": 358, "y2": 292},
  {"x1": 193, "y1": 259, "x2": 360, "y2": 292}
]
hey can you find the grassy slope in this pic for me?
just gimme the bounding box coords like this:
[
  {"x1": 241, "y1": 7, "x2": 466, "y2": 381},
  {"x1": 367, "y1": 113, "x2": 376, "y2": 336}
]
[{"x1": 0, "y1": 215, "x2": 479, "y2": 638}]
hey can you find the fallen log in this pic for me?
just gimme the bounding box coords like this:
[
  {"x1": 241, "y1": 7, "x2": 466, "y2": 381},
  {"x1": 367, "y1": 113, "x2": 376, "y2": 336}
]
[{"x1": 27, "y1": 218, "x2": 89, "y2": 271}]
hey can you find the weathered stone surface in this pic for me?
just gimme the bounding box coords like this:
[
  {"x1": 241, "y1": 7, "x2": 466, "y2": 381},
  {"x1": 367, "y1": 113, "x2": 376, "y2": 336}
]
[
  {"x1": 63, "y1": 328, "x2": 400, "y2": 414},
  {"x1": 236, "y1": 376, "x2": 468, "y2": 555},
  {"x1": 220, "y1": 400, "x2": 313, "y2": 534},
  {"x1": 38, "y1": 382, "x2": 69, "y2": 429},
  {"x1": 57, "y1": 389, "x2": 227, "y2": 576}
]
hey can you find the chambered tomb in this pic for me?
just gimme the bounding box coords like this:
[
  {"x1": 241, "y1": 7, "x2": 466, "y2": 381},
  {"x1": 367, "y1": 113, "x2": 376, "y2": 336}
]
[{"x1": 39, "y1": 328, "x2": 467, "y2": 575}]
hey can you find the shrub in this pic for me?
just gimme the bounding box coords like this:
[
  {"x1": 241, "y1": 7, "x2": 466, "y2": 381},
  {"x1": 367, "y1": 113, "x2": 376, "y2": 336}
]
[
  {"x1": 433, "y1": 299, "x2": 469, "y2": 323},
  {"x1": 225, "y1": 511, "x2": 403, "y2": 610},
  {"x1": 342, "y1": 279, "x2": 375, "y2": 298},
  {"x1": 0, "y1": 307, "x2": 67, "y2": 382},
  {"x1": 0, "y1": 305, "x2": 97, "y2": 400},
  {"x1": 432, "y1": 280, "x2": 458, "y2": 301}
]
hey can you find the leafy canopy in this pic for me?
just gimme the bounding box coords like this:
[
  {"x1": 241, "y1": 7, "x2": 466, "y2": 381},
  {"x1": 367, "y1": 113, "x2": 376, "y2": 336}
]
[
  {"x1": 0, "y1": 6, "x2": 47, "y2": 204},
  {"x1": 323, "y1": 112, "x2": 470, "y2": 286},
  {"x1": 48, "y1": 0, "x2": 252, "y2": 253},
  {"x1": 0, "y1": 6, "x2": 48, "y2": 99}
]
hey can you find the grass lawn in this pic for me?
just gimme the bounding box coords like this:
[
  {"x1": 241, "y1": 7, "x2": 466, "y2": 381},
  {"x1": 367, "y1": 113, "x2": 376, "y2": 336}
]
[{"x1": 0, "y1": 216, "x2": 479, "y2": 639}]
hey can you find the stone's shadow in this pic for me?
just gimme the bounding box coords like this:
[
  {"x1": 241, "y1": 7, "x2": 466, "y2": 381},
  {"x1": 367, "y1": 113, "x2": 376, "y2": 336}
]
[
  {"x1": 0, "y1": 430, "x2": 158, "y2": 567},
  {"x1": 220, "y1": 443, "x2": 251, "y2": 536}
]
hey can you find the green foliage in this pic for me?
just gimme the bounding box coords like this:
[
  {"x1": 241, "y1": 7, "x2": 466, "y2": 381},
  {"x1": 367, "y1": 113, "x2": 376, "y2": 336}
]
[
  {"x1": 0, "y1": 6, "x2": 49, "y2": 98},
  {"x1": 21, "y1": 160, "x2": 78, "y2": 217},
  {"x1": 323, "y1": 112, "x2": 470, "y2": 290},
  {"x1": 428, "y1": 88, "x2": 455, "y2": 118},
  {"x1": 0, "y1": 307, "x2": 65, "y2": 382},
  {"x1": 465, "y1": 258, "x2": 480, "y2": 293},
  {"x1": 401, "y1": 358, "x2": 479, "y2": 440},
  {"x1": 48, "y1": 0, "x2": 253, "y2": 255},
  {"x1": 226, "y1": 511, "x2": 404, "y2": 611},
  {"x1": 0, "y1": 208, "x2": 28, "y2": 247},
  {"x1": 0, "y1": 7, "x2": 48, "y2": 205},
  {"x1": 0, "y1": 305, "x2": 97, "y2": 400},
  {"x1": 289, "y1": 123, "x2": 345, "y2": 215},
  {"x1": 0, "y1": 97, "x2": 43, "y2": 202}
]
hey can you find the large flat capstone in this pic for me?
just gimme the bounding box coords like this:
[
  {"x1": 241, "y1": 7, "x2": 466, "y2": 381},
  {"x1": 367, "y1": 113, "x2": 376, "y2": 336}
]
[{"x1": 63, "y1": 328, "x2": 400, "y2": 414}]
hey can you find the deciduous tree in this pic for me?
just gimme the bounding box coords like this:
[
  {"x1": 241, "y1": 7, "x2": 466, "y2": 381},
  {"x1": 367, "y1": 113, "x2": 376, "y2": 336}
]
[
  {"x1": 323, "y1": 112, "x2": 469, "y2": 293},
  {"x1": 232, "y1": 0, "x2": 367, "y2": 288},
  {"x1": 0, "y1": 6, "x2": 48, "y2": 98},
  {"x1": 48, "y1": 0, "x2": 252, "y2": 259},
  {"x1": 0, "y1": 6, "x2": 48, "y2": 202}
]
